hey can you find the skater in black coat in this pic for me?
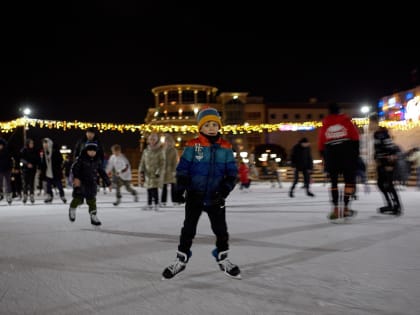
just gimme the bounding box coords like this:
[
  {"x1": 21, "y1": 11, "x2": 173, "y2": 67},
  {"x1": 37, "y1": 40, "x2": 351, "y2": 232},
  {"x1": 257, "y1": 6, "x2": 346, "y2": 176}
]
[
  {"x1": 68, "y1": 141, "x2": 111, "y2": 226},
  {"x1": 20, "y1": 138, "x2": 40, "y2": 203},
  {"x1": 370, "y1": 114, "x2": 402, "y2": 215},
  {"x1": 289, "y1": 137, "x2": 315, "y2": 197}
]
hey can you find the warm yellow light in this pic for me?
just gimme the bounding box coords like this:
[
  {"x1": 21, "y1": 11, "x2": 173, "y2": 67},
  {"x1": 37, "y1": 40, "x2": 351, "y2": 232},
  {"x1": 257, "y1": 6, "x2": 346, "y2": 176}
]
[{"x1": 1, "y1": 117, "x2": 420, "y2": 135}]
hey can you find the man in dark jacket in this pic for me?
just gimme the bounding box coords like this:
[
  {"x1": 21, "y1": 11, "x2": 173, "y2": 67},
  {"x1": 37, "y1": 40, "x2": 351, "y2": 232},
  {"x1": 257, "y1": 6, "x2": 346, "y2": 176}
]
[
  {"x1": 289, "y1": 137, "x2": 315, "y2": 198},
  {"x1": 20, "y1": 138, "x2": 40, "y2": 203}
]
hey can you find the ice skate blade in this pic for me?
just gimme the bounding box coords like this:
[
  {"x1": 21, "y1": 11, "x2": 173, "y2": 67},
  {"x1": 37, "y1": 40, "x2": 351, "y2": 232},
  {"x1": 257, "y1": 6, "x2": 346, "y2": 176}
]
[
  {"x1": 161, "y1": 273, "x2": 182, "y2": 281},
  {"x1": 329, "y1": 218, "x2": 346, "y2": 224},
  {"x1": 224, "y1": 272, "x2": 242, "y2": 280}
]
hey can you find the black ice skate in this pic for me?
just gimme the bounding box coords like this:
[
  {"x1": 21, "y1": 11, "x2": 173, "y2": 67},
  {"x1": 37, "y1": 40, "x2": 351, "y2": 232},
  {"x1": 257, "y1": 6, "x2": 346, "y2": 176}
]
[
  {"x1": 162, "y1": 251, "x2": 191, "y2": 280},
  {"x1": 212, "y1": 249, "x2": 241, "y2": 279},
  {"x1": 44, "y1": 195, "x2": 53, "y2": 203},
  {"x1": 391, "y1": 205, "x2": 402, "y2": 216},
  {"x1": 378, "y1": 205, "x2": 393, "y2": 214}
]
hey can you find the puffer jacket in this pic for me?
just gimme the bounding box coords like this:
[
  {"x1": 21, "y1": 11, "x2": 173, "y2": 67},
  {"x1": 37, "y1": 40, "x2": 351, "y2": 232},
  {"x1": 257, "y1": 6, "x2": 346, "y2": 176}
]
[
  {"x1": 72, "y1": 150, "x2": 110, "y2": 188},
  {"x1": 176, "y1": 133, "x2": 238, "y2": 206},
  {"x1": 138, "y1": 144, "x2": 164, "y2": 189}
]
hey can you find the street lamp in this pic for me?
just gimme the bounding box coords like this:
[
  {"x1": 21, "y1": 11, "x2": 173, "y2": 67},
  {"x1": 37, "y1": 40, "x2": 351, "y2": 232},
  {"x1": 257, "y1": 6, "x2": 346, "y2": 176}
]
[
  {"x1": 361, "y1": 105, "x2": 370, "y2": 115},
  {"x1": 360, "y1": 105, "x2": 371, "y2": 173},
  {"x1": 21, "y1": 107, "x2": 31, "y2": 145}
]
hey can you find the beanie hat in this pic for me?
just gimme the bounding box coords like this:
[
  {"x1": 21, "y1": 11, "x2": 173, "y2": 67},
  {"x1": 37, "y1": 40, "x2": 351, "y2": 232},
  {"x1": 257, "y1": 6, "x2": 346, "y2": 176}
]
[
  {"x1": 84, "y1": 141, "x2": 98, "y2": 151},
  {"x1": 197, "y1": 107, "x2": 222, "y2": 130}
]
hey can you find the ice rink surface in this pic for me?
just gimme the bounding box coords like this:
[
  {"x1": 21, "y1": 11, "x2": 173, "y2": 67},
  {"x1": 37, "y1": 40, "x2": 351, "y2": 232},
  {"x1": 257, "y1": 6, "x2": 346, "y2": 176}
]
[{"x1": 1, "y1": 182, "x2": 419, "y2": 315}]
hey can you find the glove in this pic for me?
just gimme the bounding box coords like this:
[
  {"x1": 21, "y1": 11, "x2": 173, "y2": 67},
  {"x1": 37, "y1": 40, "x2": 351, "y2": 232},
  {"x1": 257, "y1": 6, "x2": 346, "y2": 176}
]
[
  {"x1": 72, "y1": 186, "x2": 83, "y2": 199},
  {"x1": 173, "y1": 189, "x2": 186, "y2": 204},
  {"x1": 212, "y1": 192, "x2": 226, "y2": 208},
  {"x1": 219, "y1": 176, "x2": 236, "y2": 199}
]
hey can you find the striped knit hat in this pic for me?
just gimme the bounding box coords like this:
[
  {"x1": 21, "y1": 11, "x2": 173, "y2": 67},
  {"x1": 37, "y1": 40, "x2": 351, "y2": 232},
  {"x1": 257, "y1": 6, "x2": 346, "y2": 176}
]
[{"x1": 197, "y1": 107, "x2": 222, "y2": 130}]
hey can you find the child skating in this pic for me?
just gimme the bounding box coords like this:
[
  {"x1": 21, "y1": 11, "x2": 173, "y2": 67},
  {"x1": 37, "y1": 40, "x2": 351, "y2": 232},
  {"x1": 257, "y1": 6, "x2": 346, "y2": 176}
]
[
  {"x1": 162, "y1": 107, "x2": 241, "y2": 280},
  {"x1": 68, "y1": 141, "x2": 111, "y2": 226}
]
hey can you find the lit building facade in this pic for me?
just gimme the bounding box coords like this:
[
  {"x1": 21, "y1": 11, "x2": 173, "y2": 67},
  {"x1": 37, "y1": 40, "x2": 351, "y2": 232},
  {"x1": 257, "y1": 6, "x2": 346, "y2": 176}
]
[
  {"x1": 143, "y1": 84, "x2": 364, "y2": 166},
  {"x1": 143, "y1": 84, "x2": 266, "y2": 157}
]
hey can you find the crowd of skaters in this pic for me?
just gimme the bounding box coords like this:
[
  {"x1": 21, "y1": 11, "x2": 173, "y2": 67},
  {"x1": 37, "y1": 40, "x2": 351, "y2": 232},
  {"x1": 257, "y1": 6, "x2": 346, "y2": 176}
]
[
  {"x1": 1, "y1": 108, "x2": 420, "y2": 219},
  {"x1": 0, "y1": 128, "x2": 181, "y2": 219},
  {"x1": 1, "y1": 105, "x2": 420, "y2": 280}
]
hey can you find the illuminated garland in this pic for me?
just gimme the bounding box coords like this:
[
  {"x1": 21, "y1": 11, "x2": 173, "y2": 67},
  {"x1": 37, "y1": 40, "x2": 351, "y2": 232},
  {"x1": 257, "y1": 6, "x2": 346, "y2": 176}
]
[{"x1": 1, "y1": 117, "x2": 420, "y2": 134}]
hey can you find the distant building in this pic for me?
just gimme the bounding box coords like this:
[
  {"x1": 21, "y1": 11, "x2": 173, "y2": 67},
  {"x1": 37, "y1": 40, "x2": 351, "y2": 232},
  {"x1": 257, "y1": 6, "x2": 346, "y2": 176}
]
[{"x1": 143, "y1": 84, "x2": 362, "y2": 166}]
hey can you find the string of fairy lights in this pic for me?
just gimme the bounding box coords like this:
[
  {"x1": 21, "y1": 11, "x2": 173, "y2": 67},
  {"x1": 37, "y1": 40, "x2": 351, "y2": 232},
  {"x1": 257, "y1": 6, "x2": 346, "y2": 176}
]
[{"x1": 1, "y1": 117, "x2": 420, "y2": 134}]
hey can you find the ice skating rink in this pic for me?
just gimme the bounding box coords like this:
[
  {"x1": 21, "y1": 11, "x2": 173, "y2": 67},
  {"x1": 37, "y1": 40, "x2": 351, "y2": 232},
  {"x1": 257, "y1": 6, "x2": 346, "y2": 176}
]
[{"x1": 1, "y1": 182, "x2": 420, "y2": 315}]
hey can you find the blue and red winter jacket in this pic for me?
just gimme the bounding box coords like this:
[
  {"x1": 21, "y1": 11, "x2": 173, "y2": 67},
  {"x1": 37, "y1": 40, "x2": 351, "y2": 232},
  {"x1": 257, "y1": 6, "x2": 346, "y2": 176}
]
[{"x1": 176, "y1": 133, "x2": 238, "y2": 206}]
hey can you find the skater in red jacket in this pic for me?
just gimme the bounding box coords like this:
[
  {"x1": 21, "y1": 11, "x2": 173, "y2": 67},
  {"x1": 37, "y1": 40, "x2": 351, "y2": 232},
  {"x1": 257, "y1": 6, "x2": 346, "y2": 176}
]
[{"x1": 318, "y1": 102, "x2": 360, "y2": 220}]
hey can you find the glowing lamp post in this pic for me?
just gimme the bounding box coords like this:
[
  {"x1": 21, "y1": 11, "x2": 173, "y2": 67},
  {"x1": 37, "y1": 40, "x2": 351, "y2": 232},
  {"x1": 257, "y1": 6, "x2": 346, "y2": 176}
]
[
  {"x1": 360, "y1": 105, "x2": 371, "y2": 168},
  {"x1": 21, "y1": 107, "x2": 31, "y2": 145}
]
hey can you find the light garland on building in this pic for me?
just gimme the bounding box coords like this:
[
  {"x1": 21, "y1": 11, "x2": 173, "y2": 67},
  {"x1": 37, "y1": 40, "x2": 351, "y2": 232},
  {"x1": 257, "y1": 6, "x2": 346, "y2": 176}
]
[{"x1": 1, "y1": 117, "x2": 420, "y2": 134}]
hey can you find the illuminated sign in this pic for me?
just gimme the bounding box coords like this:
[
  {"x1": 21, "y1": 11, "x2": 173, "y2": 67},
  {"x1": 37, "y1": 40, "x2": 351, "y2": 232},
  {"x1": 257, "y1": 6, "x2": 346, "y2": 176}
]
[{"x1": 405, "y1": 96, "x2": 420, "y2": 122}]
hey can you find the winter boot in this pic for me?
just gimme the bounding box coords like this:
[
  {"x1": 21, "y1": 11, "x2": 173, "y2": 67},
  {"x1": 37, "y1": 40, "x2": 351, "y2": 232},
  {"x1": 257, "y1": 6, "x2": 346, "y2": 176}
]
[
  {"x1": 162, "y1": 250, "x2": 191, "y2": 280},
  {"x1": 30, "y1": 194, "x2": 35, "y2": 204},
  {"x1": 22, "y1": 194, "x2": 28, "y2": 204},
  {"x1": 212, "y1": 249, "x2": 241, "y2": 279},
  {"x1": 90, "y1": 213, "x2": 101, "y2": 226},
  {"x1": 69, "y1": 207, "x2": 76, "y2": 222}
]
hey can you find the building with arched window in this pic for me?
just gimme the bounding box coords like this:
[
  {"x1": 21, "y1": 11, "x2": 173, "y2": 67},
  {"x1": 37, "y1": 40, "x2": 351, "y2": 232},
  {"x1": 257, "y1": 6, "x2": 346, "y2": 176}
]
[
  {"x1": 142, "y1": 84, "x2": 363, "y2": 167},
  {"x1": 143, "y1": 84, "x2": 267, "y2": 156}
]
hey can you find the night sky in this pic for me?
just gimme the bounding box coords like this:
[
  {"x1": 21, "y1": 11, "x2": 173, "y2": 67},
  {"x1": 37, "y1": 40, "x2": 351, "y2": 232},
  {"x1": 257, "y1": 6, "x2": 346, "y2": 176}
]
[{"x1": 2, "y1": 3, "x2": 419, "y2": 125}]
